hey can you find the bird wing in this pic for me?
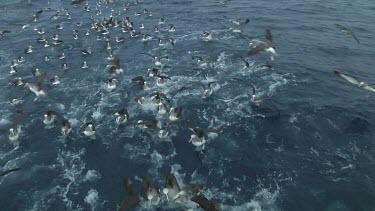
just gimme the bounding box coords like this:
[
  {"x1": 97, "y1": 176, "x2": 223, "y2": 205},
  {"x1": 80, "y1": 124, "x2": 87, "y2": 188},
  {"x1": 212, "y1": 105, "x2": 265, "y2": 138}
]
[
  {"x1": 232, "y1": 78, "x2": 256, "y2": 95},
  {"x1": 36, "y1": 72, "x2": 47, "y2": 90},
  {"x1": 363, "y1": 85, "x2": 375, "y2": 93},
  {"x1": 334, "y1": 70, "x2": 362, "y2": 86},
  {"x1": 239, "y1": 57, "x2": 250, "y2": 67},
  {"x1": 265, "y1": 29, "x2": 273, "y2": 42},
  {"x1": 335, "y1": 23, "x2": 348, "y2": 31},
  {"x1": 113, "y1": 56, "x2": 121, "y2": 68},
  {"x1": 178, "y1": 81, "x2": 201, "y2": 92},
  {"x1": 349, "y1": 31, "x2": 360, "y2": 44},
  {"x1": 191, "y1": 195, "x2": 218, "y2": 211}
]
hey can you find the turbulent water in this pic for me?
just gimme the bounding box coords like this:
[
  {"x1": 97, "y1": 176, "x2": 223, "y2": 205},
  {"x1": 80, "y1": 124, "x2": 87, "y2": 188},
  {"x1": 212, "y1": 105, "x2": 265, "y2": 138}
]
[{"x1": 1, "y1": 0, "x2": 375, "y2": 210}]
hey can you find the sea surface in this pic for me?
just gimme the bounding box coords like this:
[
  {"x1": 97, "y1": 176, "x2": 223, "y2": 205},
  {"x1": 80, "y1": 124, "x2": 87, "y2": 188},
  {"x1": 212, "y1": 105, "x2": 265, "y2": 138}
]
[{"x1": 1, "y1": 0, "x2": 375, "y2": 210}]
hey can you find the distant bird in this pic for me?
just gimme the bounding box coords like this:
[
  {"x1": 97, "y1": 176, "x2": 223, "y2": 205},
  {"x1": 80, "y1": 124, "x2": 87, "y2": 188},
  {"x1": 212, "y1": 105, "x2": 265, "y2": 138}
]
[
  {"x1": 115, "y1": 109, "x2": 129, "y2": 125},
  {"x1": 72, "y1": 0, "x2": 86, "y2": 5},
  {"x1": 334, "y1": 70, "x2": 375, "y2": 93},
  {"x1": 83, "y1": 122, "x2": 96, "y2": 140},
  {"x1": 142, "y1": 53, "x2": 169, "y2": 67},
  {"x1": 203, "y1": 31, "x2": 215, "y2": 41},
  {"x1": 178, "y1": 81, "x2": 218, "y2": 97},
  {"x1": 223, "y1": 16, "x2": 250, "y2": 33},
  {"x1": 239, "y1": 57, "x2": 272, "y2": 73},
  {"x1": 192, "y1": 55, "x2": 208, "y2": 69},
  {"x1": 248, "y1": 29, "x2": 279, "y2": 61},
  {"x1": 0, "y1": 30, "x2": 11, "y2": 37},
  {"x1": 106, "y1": 56, "x2": 123, "y2": 74},
  {"x1": 0, "y1": 110, "x2": 24, "y2": 145},
  {"x1": 223, "y1": 16, "x2": 250, "y2": 27},
  {"x1": 132, "y1": 76, "x2": 150, "y2": 90},
  {"x1": 335, "y1": 24, "x2": 360, "y2": 44}
]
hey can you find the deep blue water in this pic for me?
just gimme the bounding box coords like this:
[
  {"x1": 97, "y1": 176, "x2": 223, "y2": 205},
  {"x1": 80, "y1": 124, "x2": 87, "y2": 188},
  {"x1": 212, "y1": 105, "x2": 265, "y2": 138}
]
[{"x1": 1, "y1": 0, "x2": 375, "y2": 210}]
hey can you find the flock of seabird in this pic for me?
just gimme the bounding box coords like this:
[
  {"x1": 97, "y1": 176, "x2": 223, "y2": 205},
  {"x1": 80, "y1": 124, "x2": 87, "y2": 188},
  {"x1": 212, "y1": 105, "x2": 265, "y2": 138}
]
[{"x1": 0, "y1": 0, "x2": 367, "y2": 210}]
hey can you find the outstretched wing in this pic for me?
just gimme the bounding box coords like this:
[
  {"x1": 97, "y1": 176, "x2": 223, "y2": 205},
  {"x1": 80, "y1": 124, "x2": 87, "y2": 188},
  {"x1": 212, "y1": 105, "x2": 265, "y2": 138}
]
[{"x1": 334, "y1": 70, "x2": 361, "y2": 86}]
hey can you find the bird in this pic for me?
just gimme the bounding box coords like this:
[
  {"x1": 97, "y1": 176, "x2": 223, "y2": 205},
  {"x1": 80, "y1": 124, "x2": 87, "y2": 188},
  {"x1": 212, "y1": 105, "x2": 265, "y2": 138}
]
[
  {"x1": 188, "y1": 126, "x2": 223, "y2": 150},
  {"x1": 141, "y1": 176, "x2": 160, "y2": 206},
  {"x1": 240, "y1": 57, "x2": 272, "y2": 73},
  {"x1": 105, "y1": 78, "x2": 118, "y2": 91},
  {"x1": 115, "y1": 109, "x2": 129, "y2": 125},
  {"x1": 43, "y1": 110, "x2": 60, "y2": 128},
  {"x1": 141, "y1": 53, "x2": 169, "y2": 67},
  {"x1": 223, "y1": 16, "x2": 250, "y2": 33},
  {"x1": 132, "y1": 76, "x2": 150, "y2": 90},
  {"x1": 192, "y1": 55, "x2": 209, "y2": 69},
  {"x1": 169, "y1": 107, "x2": 182, "y2": 121},
  {"x1": 248, "y1": 29, "x2": 279, "y2": 61},
  {"x1": 0, "y1": 110, "x2": 24, "y2": 146},
  {"x1": 162, "y1": 174, "x2": 186, "y2": 202},
  {"x1": 72, "y1": 0, "x2": 86, "y2": 5},
  {"x1": 61, "y1": 119, "x2": 72, "y2": 137},
  {"x1": 223, "y1": 16, "x2": 250, "y2": 27},
  {"x1": 106, "y1": 55, "x2": 123, "y2": 74},
  {"x1": 83, "y1": 122, "x2": 96, "y2": 140},
  {"x1": 25, "y1": 72, "x2": 47, "y2": 99},
  {"x1": 335, "y1": 24, "x2": 360, "y2": 44},
  {"x1": 0, "y1": 30, "x2": 11, "y2": 37},
  {"x1": 334, "y1": 70, "x2": 375, "y2": 93},
  {"x1": 178, "y1": 81, "x2": 218, "y2": 97}
]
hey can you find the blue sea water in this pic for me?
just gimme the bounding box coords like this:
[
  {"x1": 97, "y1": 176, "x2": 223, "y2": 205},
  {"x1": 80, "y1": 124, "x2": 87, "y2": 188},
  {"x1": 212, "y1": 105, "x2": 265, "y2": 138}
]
[{"x1": 1, "y1": 0, "x2": 375, "y2": 210}]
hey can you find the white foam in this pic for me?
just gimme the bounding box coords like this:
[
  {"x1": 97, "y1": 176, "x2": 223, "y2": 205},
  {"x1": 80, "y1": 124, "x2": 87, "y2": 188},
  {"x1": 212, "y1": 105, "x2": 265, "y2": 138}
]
[
  {"x1": 84, "y1": 170, "x2": 101, "y2": 182},
  {"x1": 84, "y1": 189, "x2": 99, "y2": 210}
]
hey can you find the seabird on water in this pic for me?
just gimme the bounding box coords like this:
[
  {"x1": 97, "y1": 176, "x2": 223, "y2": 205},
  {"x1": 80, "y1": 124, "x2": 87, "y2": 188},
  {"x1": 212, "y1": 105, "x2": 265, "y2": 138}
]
[
  {"x1": 169, "y1": 107, "x2": 182, "y2": 121},
  {"x1": 115, "y1": 109, "x2": 129, "y2": 125},
  {"x1": 162, "y1": 174, "x2": 186, "y2": 202},
  {"x1": 0, "y1": 110, "x2": 24, "y2": 145},
  {"x1": 141, "y1": 176, "x2": 161, "y2": 206},
  {"x1": 83, "y1": 122, "x2": 96, "y2": 140},
  {"x1": 43, "y1": 110, "x2": 60, "y2": 127},
  {"x1": 132, "y1": 76, "x2": 151, "y2": 90}
]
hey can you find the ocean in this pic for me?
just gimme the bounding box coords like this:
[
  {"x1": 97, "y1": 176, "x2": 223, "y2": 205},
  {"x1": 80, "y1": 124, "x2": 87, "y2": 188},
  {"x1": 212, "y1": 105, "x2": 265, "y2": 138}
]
[{"x1": 1, "y1": 0, "x2": 375, "y2": 210}]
